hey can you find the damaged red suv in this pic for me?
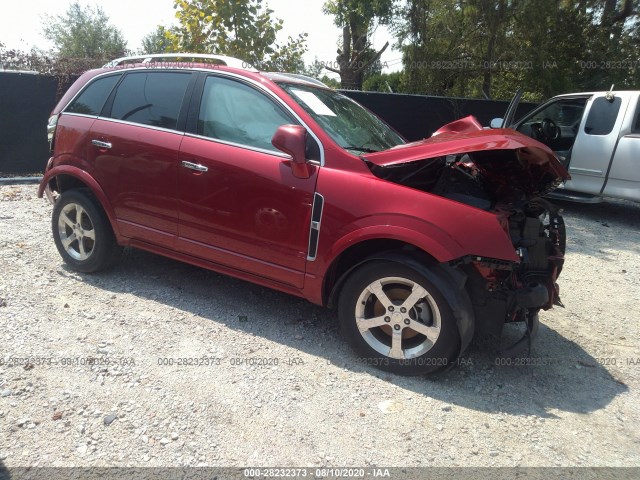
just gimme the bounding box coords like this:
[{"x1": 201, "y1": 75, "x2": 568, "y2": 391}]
[{"x1": 39, "y1": 54, "x2": 568, "y2": 375}]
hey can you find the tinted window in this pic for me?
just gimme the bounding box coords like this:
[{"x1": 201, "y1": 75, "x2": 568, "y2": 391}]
[
  {"x1": 584, "y1": 97, "x2": 621, "y2": 135},
  {"x1": 198, "y1": 76, "x2": 294, "y2": 152},
  {"x1": 110, "y1": 72, "x2": 191, "y2": 130},
  {"x1": 66, "y1": 75, "x2": 120, "y2": 116}
]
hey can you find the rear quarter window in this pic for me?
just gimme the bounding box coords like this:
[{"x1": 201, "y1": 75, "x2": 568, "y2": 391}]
[
  {"x1": 65, "y1": 74, "x2": 121, "y2": 116},
  {"x1": 584, "y1": 96, "x2": 622, "y2": 135},
  {"x1": 108, "y1": 72, "x2": 191, "y2": 130}
]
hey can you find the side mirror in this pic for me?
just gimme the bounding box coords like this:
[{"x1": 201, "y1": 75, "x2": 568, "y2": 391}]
[
  {"x1": 272, "y1": 124, "x2": 311, "y2": 179},
  {"x1": 490, "y1": 118, "x2": 504, "y2": 129}
]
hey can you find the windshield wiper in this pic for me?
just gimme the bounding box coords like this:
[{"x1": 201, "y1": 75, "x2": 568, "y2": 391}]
[{"x1": 343, "y1": 146, "x2": 379, "y2": 153}]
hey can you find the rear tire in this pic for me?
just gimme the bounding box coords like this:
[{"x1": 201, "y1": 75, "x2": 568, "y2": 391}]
[
  {"x1": 52, "y1": 189, "x2": 122, "y2": 273},
  {"x1": 337, "y1": 260, "x2": 460, "y2": 375}
]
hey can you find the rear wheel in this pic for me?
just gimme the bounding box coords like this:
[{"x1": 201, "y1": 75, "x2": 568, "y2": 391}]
[
  {"x1": 52, "y1": 189, "x2": 121, "y2": 273},
  {"x1": 338, "y1": 260, "x2": 460, "y2": 375}
]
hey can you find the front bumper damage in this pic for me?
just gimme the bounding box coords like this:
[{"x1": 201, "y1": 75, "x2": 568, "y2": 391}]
[{"x1": 454, "y1": 199, "x2": 566, "y2": 358}]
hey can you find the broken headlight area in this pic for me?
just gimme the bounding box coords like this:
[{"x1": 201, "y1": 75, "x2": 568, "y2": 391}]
[{"x1": 453, "y1": 196, "x2": 565, "y2": 354}]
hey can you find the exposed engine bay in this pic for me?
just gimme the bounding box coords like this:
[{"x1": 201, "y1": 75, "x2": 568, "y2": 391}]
[{"x1": 367, "y1": 148, "x2": 567, "y2": 353}]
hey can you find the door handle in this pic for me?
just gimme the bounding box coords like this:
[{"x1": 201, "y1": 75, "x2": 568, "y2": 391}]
[
  {"x1": 91, "y1": 139, "x2": 112, "y2": 149},
  {"x1": 181, "y1": 161, "x2": 208, "y2": 173}
]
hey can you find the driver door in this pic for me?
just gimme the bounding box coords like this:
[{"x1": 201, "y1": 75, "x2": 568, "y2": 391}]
[{"x1": 515, "y1": 96, "x2": 588, "y2": 161}]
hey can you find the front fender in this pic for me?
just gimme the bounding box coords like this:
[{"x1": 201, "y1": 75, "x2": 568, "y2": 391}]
[
  {"x1": 37, "y1": 165, "x2": 120, "y2": 238},
  {"x1": 321, "y1": 218, "x2": 466, "y2": 268}
]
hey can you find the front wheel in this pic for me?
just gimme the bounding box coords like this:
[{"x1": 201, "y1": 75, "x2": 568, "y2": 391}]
[{"x1": 337, "y1": 260, "x2": 461, "y2": 375}]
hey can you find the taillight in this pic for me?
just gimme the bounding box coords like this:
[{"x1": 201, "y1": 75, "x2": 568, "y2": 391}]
[{"x1": 47, "y1": 114, "x2": 58, "y2": 152}]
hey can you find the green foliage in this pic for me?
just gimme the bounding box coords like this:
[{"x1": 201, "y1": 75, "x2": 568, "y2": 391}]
[
  {"x1": 323, "y1": 0, "x2": 395, "y2": 28},
  {"x1": 140, "y1": 26, "x2": 175, "y2": 54},
  {"x1": 320, "y1": 75, "x2": 342, "y2": 89},
  {"x1": 394, "y1": 0, "x2": 640, "y2": 100},
  {"x1": 165, "y1": 0, "x2": 308, "y2": 72},
  {"x1": 42, "y1": 2, "x2": 127, "y2": 62},
  {"x1": 362, "y1": 71, "x2": 406, "y2": 92}
]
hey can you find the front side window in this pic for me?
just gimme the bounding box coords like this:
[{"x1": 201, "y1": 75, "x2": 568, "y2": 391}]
[
  {"x1": 278, "y1": 83, "x2": 405, "y2": 154},
  {"x1": 109, "y1": 72, "x2": 191, "y2": 130},
  {"x1": 584, "y1": 96, "x2": 622, "y2": 135},
  {"x1": 516, "y1": 97, "x2": 588, "y2": 151},
  {"x1": 519, "y1": 98, "x2": 588, "y2": 129},
  {"x1": 197, "y1": 76, "x2": 295, "y2": 152},
  {"x1": 66, "y1": 74, "x2": 121, "y2": 116}
]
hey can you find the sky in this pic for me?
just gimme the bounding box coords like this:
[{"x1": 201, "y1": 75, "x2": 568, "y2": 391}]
[{"x1": 0, "y1": 0, "x2": 403, "y2": 76}]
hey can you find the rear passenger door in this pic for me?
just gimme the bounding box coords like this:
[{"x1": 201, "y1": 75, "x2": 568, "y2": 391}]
[
  {"x1": 176, "y1": 74, "x2": 319, "y2": 288},
  {"x1": 88, "y1": 70, "x2": 195, "y2": 248}
]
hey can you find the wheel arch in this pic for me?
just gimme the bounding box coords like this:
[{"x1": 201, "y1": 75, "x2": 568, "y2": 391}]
[
  {"x1": 38, "y1": 166, "x2": 120, "y2": 238},
  {"x1": 325, "y1": 244, "x2": 475, "y2": 355}
]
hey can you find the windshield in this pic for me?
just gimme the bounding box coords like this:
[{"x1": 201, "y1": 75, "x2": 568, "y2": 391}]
[{"x1": 278, "y1": 83, "x2": 405, "y2": 153}]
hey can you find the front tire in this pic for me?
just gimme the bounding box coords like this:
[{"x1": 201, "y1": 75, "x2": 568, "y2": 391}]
[
  {"x1": 338, "y1": 260, "x2": 460, "y2": 375},
  {"x1": 52, "y1": 189, "x2": 122, "y2": 273}
]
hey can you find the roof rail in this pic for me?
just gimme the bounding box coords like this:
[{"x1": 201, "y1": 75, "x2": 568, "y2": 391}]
[
  {"x1": 103, "y1": 53, "x2": 256, "y2": 71},
  {"x1": 266, "y1": 72, "x2": 329, "y2": 88}
]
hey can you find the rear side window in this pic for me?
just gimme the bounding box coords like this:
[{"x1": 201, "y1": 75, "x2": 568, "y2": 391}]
[
  {"x1": 109, "y1": 72, "x2": 191, "y2": 130},
  {"x1": 584, "y1": 97, "x2": 622, "y2": 135},
  {"x1": 66, "y1": 75, "x2": 120, "y2": 116}
]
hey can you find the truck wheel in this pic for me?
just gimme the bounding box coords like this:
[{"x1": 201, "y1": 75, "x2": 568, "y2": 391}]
[
  {"x1": 337, "y1": 260, "x2": 460, "y2": 375},
  {"x1": 52, "y1": 189, "x2": 122, "y2": 273}
]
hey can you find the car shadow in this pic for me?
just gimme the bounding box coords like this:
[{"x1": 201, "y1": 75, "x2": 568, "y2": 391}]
[
  {"x1": 0, "y1": 459, "x2": 9, "y2": 480},
  {"x1": 64, "y1": 247, "x2": 627, "y2": 418}
]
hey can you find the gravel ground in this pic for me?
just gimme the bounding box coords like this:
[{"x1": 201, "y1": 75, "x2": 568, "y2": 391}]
[{"x1": 0, "y1": 183, "x2": 639, "y2": 468}]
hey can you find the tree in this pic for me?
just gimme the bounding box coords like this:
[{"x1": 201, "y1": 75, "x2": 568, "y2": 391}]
[
  {"x1": 395, "y1": 0, "x2": 640, "y2": 100},
  {"x1": 322, "y1": 0, "x2": 395, "y2": 90},
  {"x1": 43, "y1": 2, "x2": 127, "y2": 62},
  {"x1": 304, "y1": 58, "x2": 341, "y2": 88},
  {"x1": 164, "y1": 0, "x2": 308, "y2": 72},
  {"x1": 362, "y1": 71, "x2": 405, "y2": 92},
  {"x1": 141, "y1": 26, "x2": 175, "y2": 54}
]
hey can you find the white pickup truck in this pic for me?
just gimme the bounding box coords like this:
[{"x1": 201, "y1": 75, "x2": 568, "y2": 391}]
[{"x1": 492, "y1": 89, "x2": 640, "y2": 203}]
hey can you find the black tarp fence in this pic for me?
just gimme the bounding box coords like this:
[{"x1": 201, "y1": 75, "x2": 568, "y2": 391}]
[
  {"x1": 0, "y1": 72, "x2": 58, "y2": 174},
  {"x1": 0, "y1": 71, "x2": 537, "y2": 175},
  {"x1": 340, "y1": 90, "x2": 537, "y2": 142}
]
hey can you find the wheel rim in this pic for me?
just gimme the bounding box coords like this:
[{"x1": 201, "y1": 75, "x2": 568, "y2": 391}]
[
  {"x1": 355, "y1": 277, "x2": 441, "y2": 360},
  {"x1": 57, "y1": 202, "x2": 96, "y2": 261}
]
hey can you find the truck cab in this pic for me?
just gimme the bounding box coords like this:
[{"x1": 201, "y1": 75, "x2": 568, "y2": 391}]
[{"x1": 494, "y1": 91, "x2": 640, "y2": 203}]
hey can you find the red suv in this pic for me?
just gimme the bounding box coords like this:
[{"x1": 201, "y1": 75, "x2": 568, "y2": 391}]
[{"x1": 39, "y1": 54, "x2": 568, "y2": 375}]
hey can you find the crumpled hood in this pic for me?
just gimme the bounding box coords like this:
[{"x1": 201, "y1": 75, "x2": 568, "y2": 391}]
[{"x1": 362, "y1": 116, "x2": 570, "y2": 183}]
